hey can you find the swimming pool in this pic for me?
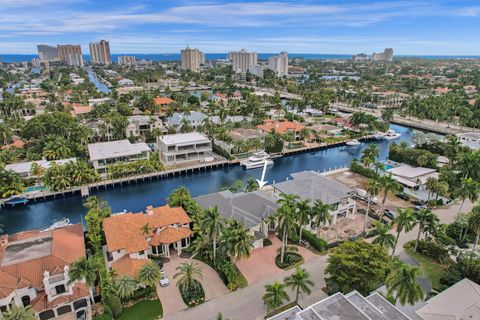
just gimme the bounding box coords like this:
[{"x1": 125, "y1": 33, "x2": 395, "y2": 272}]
[
  {"x1": 384, "y1": 164, "x2": 394, "y2": 171},
  {"x1": 24, "y1": 185, "x2": 46, "y2": 193}
]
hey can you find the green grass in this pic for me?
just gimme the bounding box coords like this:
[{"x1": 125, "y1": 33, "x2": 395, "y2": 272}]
[
  {"x1": 117, "y1": 299, "x2": 163, "y2": 320},
  {"x1": 404, "y1": 247, "x2": 447, "y2": 290}
]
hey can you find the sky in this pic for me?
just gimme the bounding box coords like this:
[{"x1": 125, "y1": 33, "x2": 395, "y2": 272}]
[{"x1": 1, "y1": 0, "x2": 480, "y2": 55}]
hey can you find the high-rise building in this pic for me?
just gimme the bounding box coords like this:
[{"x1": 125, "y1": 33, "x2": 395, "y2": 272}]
[
  {"x1": 352, "y1": 53, "x2": 368, "y2": 62},
  {"x1": 37, "y1": 45, "x2": 58, "y2": 61},
  {"x1": 180, "y1": 47, "x2": 204, "y2": 72},
  {"x1": 118, "y1": 55, "x2": 136, "y2": 65},
  {"x1": 371, "y1": 48, "x2": 394, "y2": 62},
  {"x1": 248, "y1": 64, "x2": 266, "y2": 77},
  {"x1": 57, "y1": 44, "x2": 82, "y2": 64},
  {"x1": 268, "y1": 52, "x2": 288, "y2": 77},
  {"x1": 89, "y1": 40, "x2": 111, "y2": 65},
  {"x1": 31, "y1": 58, "x2": 41, "y2": 67},
  {"x1": 68, "y1": 53, "x2": 84, "y2": 67},
  {"x1": 230, "y1": 49, "x2": 257, "y2": 74}
]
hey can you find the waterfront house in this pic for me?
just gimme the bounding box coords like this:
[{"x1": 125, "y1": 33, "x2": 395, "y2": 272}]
[
  {"x1": 165, "y1": 111, "x2": 207, "y2": 131},
  {"x1": 267, "y1": 290, "x2": 411, "y2": 320},
  {"x1": 87, "y1": 139, "x2": 150, "y2": 174},
  {"x1": 153, "y1": 96, "x2": 175, "y2": 115},
  {"x1": 195, "y1": 190, "x2": 278, "y2": 249},
  {"x1": 125, "y1": 115, "x2": 167, "y2": 139},
  {"x1": 256, "y1": 120, "x2": 305, "y2": 140},
  {"x1": 311, "y1": 124, "x2": 343, "y2": 135},
  {"x1": 387, "y1": 165, "x2": 438, "y2": 190},
  {"x1": 272, "y1": 171, "x2": 357, "y2": 228},
  {"x1": 0, "y1": 224, "x2": 92, "y2": 320},
  {"x1": 102, "y1": 205, "x2": 192, "y2": 277},
  {"x1": 157, "y1": 132, "x2": 212, "y2": 166},
  {"x1": 5, "y1": 158, "x2": 77, "y2": 179},
  {"x1": 456, "y1": 132, "x2": 480, "y2": 150}
]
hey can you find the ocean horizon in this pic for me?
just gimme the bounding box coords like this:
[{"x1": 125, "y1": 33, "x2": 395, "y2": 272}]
[{"x1": 2, "y1": 53, "x2": 480, "y2": 63}]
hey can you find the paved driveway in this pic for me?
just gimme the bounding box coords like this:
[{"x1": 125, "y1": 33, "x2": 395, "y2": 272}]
[
  {"x1": 236, "y1": 235, "x2": 316, "y2": 284},
  {"x1": 156, "y1": 255, "x2": 229, "y2": 316}
]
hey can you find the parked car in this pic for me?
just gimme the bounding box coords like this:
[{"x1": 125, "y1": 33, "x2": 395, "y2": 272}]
[
  {"x1": 383, "y1": 209, "x2": 396, "y2": 220},
  {"x1": 395, "y1": 192, "x2": 410, "y2": 201},
  {"x1": 411, "y1": 199, "x2": 426, "y2": 206}
]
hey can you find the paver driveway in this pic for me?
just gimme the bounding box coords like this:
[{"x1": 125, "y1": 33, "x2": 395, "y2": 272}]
[
  {"x1": 156, "y1": 254, "x2": 229, "y2": 316},
  {"x1": 236, "y1": 235, "x2": 316, "y2": 284}
]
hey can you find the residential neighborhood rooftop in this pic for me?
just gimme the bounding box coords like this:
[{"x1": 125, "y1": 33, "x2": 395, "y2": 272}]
[
  {"x1": 159, "y1": 132, "x2": 210, "y2": 145},
  {"x1": 87, "y1": 139, "x2": 150, "y2": 161}
]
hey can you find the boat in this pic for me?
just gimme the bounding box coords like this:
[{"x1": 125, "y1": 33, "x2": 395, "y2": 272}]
[
  {"x1": 240, "y1": 151, "x2": 274, "y2": 170},
  {"x1": 382, "y1": 129, "x2": 401, "y2": 140},
  {"x1": 4, "y1": 197, "x2": 29, "y2": 207},
  {"x1": 346, "y1": 139, "x2": 361, "y2": 146},
  {"x1": 43, "y1": 217, "x2": 71, "y2": 231},
  {"x1": 373, "y1": 132, "x2": 385, "y2": 140}
]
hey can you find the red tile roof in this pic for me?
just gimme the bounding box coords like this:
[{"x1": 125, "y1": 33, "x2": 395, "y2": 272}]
[
  {"x1": 30, "y1": 282, "x2": 90, "y2": 313},
  {"x1": 154, "y1": 96, "x2": 174, "y2": 105},
  {"x1": 111, "y1": 256, "x2": 149, "y2": 278},
  {"x1": 256, "y1": 120, "x2": 304, "y2": 134}
]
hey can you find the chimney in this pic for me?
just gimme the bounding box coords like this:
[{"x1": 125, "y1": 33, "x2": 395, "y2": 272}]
[{"x1": 146, "y1": 205, "x2": 154, "y2": 215}]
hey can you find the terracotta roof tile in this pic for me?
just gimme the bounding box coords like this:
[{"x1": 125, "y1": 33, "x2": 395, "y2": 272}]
[
  {"x1": 256, "y1": 120, "x2": 304, "y2": 134},
  {"x1": 154, "y1": 96, "x2": 174, "y2": 105},
  {"x1": 30, "y1": 282, "x2": 90, "y2": 313},
  {"x1": 111, "y1": 256, "x2": 150, "y2": 278},
  {"x1": 151, "y1": 227, "x2": 191, "y2": 245},
  {"x1": 147, "y1": 206, "x2": 191, "y2": 229}
]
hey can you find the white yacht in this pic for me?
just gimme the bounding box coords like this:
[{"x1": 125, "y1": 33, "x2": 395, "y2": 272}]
[
  {"x1": 383, "y1": 129, "x2": 401, "y2": 140},
  {"x1": 43, "y1": 217, "x2": 70, "y2": 231},
  {"x1": 240, "y1": 151, "x2": 274, "y2": 170},
  {"x1": 346, "y1": 139, "x2": 361, "y2": 146}
]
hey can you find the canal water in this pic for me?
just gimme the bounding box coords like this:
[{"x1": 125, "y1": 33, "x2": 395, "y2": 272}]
[
  {"x1": 86, "y1": 68, "x2": 111, "y2": 93},
  {"x1": 0, "y1": 124, "x2": 417, "y2": 233}
]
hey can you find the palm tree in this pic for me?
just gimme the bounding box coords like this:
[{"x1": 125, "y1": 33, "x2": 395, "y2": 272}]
[
  {"x1": 201, "y1": 207, "x2": 223, "y2": 265},
  {"x1": 244, "y1": 177, "x2": 259, "y2": 192},
  {"x1": 219, "y1": 220, "x2": 253, "y2": 260},
  {"x1": 392, "y1": 208, "x2": 416, "y2": 258},
  {"x1": 296, "y1": 199, "x2": 311, "y2": 242},
  {"x1": 284, "y1": 267, "x2": 314, "y2": 303},
  {"x1": 1, "y1": 305, "x2": 35, "y2": 320},
  {"x1": 312, "y1": 200, "x2": 331, "y2": 236},
  {"x1": 364, "y1": 177, "x2": 381, "y2": 232},
  {"x1": 455, "y1": 178, "x2": 480, "y2": 215},
  {"x1": 379, "y1": 175, "x2": 400, "y2": 217},
  {"x1": 262, "y1": 281, "x2": 290, "y2": 311},
  {"x1": 468, "y1": 206, "x2": 480, "y2": 252},
  {"x1": 385, "y1": 264, "x2": 425, "y2": 305},
  {"x1": 275, "y1": 194, "x2": 299, "y2": 263},
  {"x1": 137, "y1": 261, "x2": 161, "y2": 288},
  {"x1": 413, "y1": 208, "x2": 439, "y2": 252},
  {"x1": 140, "y1": 223, "x2": 151, "y2": 235},
  {"x1": 361, "y1": 144, "x2": 379, "y2": 168},
  {"x1": 115, "y1": 275, "x2": 138, "y2": 300},
  {"x1": 372, "y1": 222, "x2": 395, "y2": 249},
  {"x1": 425, "y1": 177, "x2": 438, "y2": 201},
  {"x1": 69, "y1": 257, "x2": 99, "y2": 287},
  {"x1": 174, "y1": 261, "x2": 203, "y2": 292}
]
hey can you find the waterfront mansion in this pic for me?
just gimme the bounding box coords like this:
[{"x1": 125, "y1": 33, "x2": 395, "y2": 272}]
[
  {"x1": 0, "y1": 224, "x2": 92, "y2": 320},
  {"x1": 102, "y1": 205, "x2": 191, "y2": 277}
]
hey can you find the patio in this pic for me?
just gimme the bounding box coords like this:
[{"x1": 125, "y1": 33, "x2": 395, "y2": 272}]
[{"x1": 318, "y1": 214, "x2": 366, "y2": 243}]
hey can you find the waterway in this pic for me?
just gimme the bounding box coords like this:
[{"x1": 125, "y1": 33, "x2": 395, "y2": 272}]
[
  {"x1": 0, "y1": 124, "x2": 417, "y2": 233},
  {"x1": 86, "y1": 67, "x2": 111, "y2": 93}
]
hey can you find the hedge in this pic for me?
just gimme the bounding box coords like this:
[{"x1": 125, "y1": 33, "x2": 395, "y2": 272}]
[
  {"x1": 212, "y1": 143, "x2": 234, "y2": 160},
  {"x1": 301, "y1": 229, "x2": 328, "y2": 252},
  {"x1": 350, "y1": 160, "x2": 379, "y2": 179}
]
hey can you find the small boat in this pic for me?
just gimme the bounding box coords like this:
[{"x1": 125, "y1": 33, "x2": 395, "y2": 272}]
[
  {"x1": 383, "y1": 129, "x2": 401, "y2": 140},
  {"x1": 44, "y1": 217, "x2": 70, "y2": 231},
  {"x1": 4, "y1": 197, "x2": 29, "y2": 207},
  {"x1": 240, "y1": 151, "x2": 274, "y2": 170},
  {"x1": 373, "y1": 132, "x2": 385, "y2": 140},
  {"x1": 346, "y1": 139, "x2": 361, "y2": 146}
]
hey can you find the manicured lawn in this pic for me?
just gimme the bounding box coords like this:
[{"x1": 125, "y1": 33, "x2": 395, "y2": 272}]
[
  {"x1": 404, "y1": 247, "x2": 447, "y2": 290},
  {"x1": 117, "y1": 299, "x2": 163, "y2": 320}
]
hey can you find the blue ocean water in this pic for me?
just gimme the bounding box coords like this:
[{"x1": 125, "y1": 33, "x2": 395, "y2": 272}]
[{"x1": 2, "y1": 53, "x2": 479, "y2": 63}]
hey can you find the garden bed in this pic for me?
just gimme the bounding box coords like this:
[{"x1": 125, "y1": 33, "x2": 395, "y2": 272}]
[
  {"x1": 275, "y1": 252, "x2": 303, "y2": 269},
  {"x1": 179, "y1": 280, "x2": 205, "y2": 307}
]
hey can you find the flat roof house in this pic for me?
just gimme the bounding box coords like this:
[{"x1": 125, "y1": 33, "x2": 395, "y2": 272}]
[
  {"x1": 157, "y1": 132, "x2": 212, "y2": 166},
  {"x1": 268, "y1": 291, "x2": 411, "y2": 320},
  {"x1": 456, "y1": 132, "x2": 480, "y2": 150},
  {"x1": 165, "y1": 111, "x2": 207, "y2": 131},
  {"x1": 102, "y1": 205, "x2": 191, "y2": 277},
  {"x1": 87, "y1": 139, "x2": 150, "y2": 174},
  {"x1": 5, "y1": 158, "x2": 77, "y2": 178},
  {"x1": 125, "y1": 115, "x2": 167, "y2": 139},
  {"x1": 387, "y1": 165, "x2": 438, "y2": 189},
  {"x1": 0, "y1": 224, "x2": 92, "y2": 320},
  {"x1": 272, "y1": 171, "x2": 356, "y2": 228},
  {"x1": 195, "y1": 190, "x2": 278, "y2": 249}
]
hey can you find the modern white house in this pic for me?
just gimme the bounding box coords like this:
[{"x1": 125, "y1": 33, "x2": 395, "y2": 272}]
[
  {"x1": 102, "y1": 205, "x2": 192, "y2": 277},
  {"x1": 456, "y1": 132, "x2": 480, "y2": 150},
  {"x1": 125, "y1": 115, "x2": 167, "y2": 138},
  {"x1": 157, "y1": 132, "x2": 212, "y2": 166},
  {"x1": 5, "y1": 158, "x2": 77, "y2": 178},
  {"x1": 165, "y1": 111, "x2": 207, "y2": 131},
  {"x1": 0, "y1": 224, "x2": 92, "y2": 320},
  {"x1": 195, "y1": 190, "x2": 278, "y2": 249},
  {"x1": 387, "y1": 165, "x2": 438, "y2": 189},
  {"x1": 87, "y1": 139, "x2": 151, "y2": 174}
]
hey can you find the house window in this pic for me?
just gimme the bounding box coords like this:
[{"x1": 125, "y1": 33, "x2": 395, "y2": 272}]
[
  {"x1": 55, "y1": 284, "x2": 67, "y2": 295},
  {"x1": 0, "y1": 306, "x2": 7, "y2": 313},
  {"x1": 106, "y1": 251, "x2": 113, "y2": 262},
  {"x1": 21, "y1": 295, "x2": 30, "y2": 307},
  {"x1": 39, "y1": 310, "x2": 55, "y2": 320},
  {"x1": 73, "y1": 299, "x2": 88, "y2": 310},
  {"x1": 139, "y1": 250, "x2": 145, "y2": 255},
  {"x1": 57, "y1": 305, "x2": 72, "y2": 315}
]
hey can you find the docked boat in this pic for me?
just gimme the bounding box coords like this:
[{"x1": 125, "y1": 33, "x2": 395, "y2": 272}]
[
  {"x1": 382, "y1": 129, "x2": 401, "y2": 140},
  {"x1": 44, "y1": 217, "x2": 71, "y2": 231},
  {"x1": 373, "y1": 132, "x2": 385, "y2": 140},
  {"x1": 346, "y1": 139, "x2": 361, "y2": 146},
  {"x1": 4, "y1": 197, "x2": 29, "y2": 207},
  {"x1": 240, "y1": 151, "x2": 274, "y2": 170}
]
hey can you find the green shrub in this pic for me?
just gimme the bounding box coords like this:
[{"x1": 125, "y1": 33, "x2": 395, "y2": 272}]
[
  {"x1": 263, "y1": 238, "x2": 272, "y2": 246},
  {"x1": 212, "y1": 143, "x2": 234, "y2": 160},
  {"x1": 105, "y1": 295, "x2": 122, "y2": 318},
  {"x1": 350, "y1": 160, "x2": 379, "y2": 178},
  {"x1": 302, "y1": 229, "x2": 328, "y2": 252},
  {"x1": 388, "y1": 143, "x2": 438, "y2": 168},
  {"x1": 179, "y1": 280, "x2": 205, "y2": 306},
  {"x1": 275, "y1": 252, "x2": 303, "y2": 269},
  {"x1": 405, "y1": 240, "x2": 450, "y2": 263}
]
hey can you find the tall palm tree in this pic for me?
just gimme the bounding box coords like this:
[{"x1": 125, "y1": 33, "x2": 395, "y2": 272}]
[
  {"x1": 379, "y1": 175, "x2": 400, "y2": 217},
  {"x1": 413, "y1": 208, "x2": 439, "y2": 252},
  {"x1": 244, "y1": 177, "x2": 259, "y2": 192},
  {"x1": 364, "y1": 177, "x2": 381, "y2": 232},
  {"x1": 385, "y1": 264, "x2": 425, "y2": 305},
  {"x1": 312, "y1": 200, "x2": 332, "y2": 236},
  {"x1": 284, "y1": 267, "x2": 314, "y2": 303},
  {"x1": 392, "y1": 208, "x2": 416, "y2": 258},
  {"x1": 201, "y1": 207, "x2": 223, "y2": 265},
  {"x1": 69, "y1": 257, "x2": 99, "y2": 288},
  {"x1": 455, "y1": 178, "x2": 480, "y2": 215},
  {"x1": 219, "y1": 220, "x2": 253, "y2": 260},
  {"x1": 137, "y1": 261, "x2": 161, "y2": 288},
  {"x1": 296, "y1": 199, "x2": 311, "y2": 242},
  {"x1": 140, "y1": 223, "x2": 151, "y2": 236},
  {"x1": 372, "y1": 222, "x2": 395, "y2": 249},
  {"x1": 468, "y1": 206, "x2": 480, "y2": 252},
  {"x1": 276, "y1": 194, "x2": 299, "y2": 263},
  {"x1": 115, "y1": 275, "x2": 138, "y2": 300},
  {"x1": 2, "y1": 305, "x2": 35, "y2": 320},
  {"x1": 174, "y1": 261, "x2": 203, "y2": 292},
  {"x1": 262, "y1": 281, "x2": 290, "y2": 311}
]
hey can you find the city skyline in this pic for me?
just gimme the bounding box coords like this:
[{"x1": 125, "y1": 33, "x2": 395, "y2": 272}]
[{"x1": 1, "y1": 0, "x2": 480, "y2": 55}]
